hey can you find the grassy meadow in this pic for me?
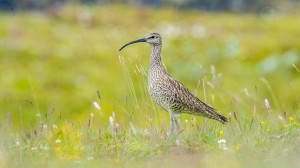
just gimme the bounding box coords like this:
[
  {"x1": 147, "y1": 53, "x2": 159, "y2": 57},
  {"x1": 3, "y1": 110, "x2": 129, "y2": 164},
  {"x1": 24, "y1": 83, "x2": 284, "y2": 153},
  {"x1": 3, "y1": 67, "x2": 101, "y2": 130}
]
[{"x1": 0, "y1": 4, "x2": 300, "y2": 168}]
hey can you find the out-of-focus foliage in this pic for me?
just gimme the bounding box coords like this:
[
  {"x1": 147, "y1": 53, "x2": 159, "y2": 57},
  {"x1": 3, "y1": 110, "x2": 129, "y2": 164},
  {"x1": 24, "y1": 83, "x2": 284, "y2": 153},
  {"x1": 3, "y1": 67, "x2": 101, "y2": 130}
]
[
  {"x1": 0, "y1": 5, "x2": 299, "y2": 129},
  {"x1": 0, "y1": 4, "x2": 300, "y2": 168},
  {"x1": 1, "y1": 0, "x2": 300, "y2": 12}
]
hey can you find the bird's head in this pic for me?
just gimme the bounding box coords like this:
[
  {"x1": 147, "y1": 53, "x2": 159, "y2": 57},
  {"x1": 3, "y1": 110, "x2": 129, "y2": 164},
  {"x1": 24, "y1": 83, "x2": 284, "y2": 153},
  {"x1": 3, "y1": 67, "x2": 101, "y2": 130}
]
[{"x1": 119, "y1": 33, "x2": 162, "y2": 51}]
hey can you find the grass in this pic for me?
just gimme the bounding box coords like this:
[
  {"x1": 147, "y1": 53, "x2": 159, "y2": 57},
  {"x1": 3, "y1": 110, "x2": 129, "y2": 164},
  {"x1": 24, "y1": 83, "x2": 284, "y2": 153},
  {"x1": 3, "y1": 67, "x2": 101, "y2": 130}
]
[{"x1": 0, "y1": 4, "x2": 300, "y2": 168}]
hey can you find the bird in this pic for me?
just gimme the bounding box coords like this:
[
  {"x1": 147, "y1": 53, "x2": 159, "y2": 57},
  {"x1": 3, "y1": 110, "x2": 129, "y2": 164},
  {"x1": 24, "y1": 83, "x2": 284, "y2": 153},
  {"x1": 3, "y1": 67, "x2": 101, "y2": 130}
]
[{"x1": 119, "y1": 33, "x2": 227, "y2": 141}]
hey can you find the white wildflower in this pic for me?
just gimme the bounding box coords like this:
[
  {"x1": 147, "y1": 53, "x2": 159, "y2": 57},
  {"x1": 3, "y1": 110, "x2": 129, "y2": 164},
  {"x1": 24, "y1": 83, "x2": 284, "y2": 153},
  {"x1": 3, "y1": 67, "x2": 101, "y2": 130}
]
[
  {"x1": 218, "y1": 139, "x2": 226, "y2": 144},
  {"x1": 40, "y1": 146, "x2": 49, "y2": 151},
  {"x1": 278, "y1": 115, "x2": 283, "y2": 120},
  {"x1": 218, "y1": 139, "x2": 229, "y2": 151},
  {"x1": 52, "y1": 124, "x2": 57, "y2": 129},
  {"x1": 16, "y1": 141, "x2": 20, "y2": 146},
  {"x1": 115, "y1": 123, "x2": 120, "y2": 133},
  {"x1": 265, "y1": 99, "x2": 270, "y2": 109},
  {"x1": 144, "y1": 129, "x2": 149, "y2": 136},
  {"x1": 55, "y1": 139, "x2": 61, "y2": 143},
  {"x1": 31, "y1": 147, "x2": 37, "y2": 150},
  {"x1": 109, "y1": 116, "x2": 114, "y2": 125},
  {"x1": 88, "y1": 157, "x2": 94, "y2": 160},
  {"x1": 93, "y1": 102, "x2": 101, "y2": 110},
  {"x1": 43, "y1": 125, "x2": 47, "y2": 129},
  {"x1": 90, "y1": 113, "x2": 94, "y2": 118}
]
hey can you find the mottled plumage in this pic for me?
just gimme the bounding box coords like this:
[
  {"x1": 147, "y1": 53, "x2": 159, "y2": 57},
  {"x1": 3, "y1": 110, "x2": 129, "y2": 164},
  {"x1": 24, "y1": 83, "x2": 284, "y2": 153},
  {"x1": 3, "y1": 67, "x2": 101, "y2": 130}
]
[{"x1": 120, "y1": 33, "x2": 227, "y2": 140}]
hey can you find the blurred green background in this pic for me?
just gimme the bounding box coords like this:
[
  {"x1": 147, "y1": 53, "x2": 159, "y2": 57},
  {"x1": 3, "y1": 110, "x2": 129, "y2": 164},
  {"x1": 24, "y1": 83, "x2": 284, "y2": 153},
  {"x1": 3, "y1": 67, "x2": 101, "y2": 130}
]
[{"x1": 0, "y1": 1, "x2": 299, "y2": 130}]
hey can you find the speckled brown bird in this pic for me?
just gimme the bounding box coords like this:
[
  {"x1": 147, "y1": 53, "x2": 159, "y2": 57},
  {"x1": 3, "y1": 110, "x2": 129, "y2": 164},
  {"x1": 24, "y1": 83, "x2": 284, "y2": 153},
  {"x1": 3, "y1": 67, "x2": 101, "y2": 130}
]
[{"x1": 119, "y1": 33, "x2": 227, "y2": 141}]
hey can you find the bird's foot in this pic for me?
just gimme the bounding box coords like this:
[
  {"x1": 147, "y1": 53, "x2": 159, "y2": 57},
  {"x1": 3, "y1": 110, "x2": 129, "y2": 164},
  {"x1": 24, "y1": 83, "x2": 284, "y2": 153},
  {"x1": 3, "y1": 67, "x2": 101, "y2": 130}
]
[{"x1": 176, "y1": 139, "x2": 180, "y2": 145}]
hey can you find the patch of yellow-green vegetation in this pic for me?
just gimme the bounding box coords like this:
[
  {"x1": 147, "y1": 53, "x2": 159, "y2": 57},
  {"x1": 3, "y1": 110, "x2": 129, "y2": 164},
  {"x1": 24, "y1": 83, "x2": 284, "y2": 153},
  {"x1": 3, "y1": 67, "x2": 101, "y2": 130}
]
[
  {"x1": 0, "y1": 111, "x2": 299, "y2": 168},
  {"x1": 0, "y1": 4, "x2": 299, "y2": 168}
]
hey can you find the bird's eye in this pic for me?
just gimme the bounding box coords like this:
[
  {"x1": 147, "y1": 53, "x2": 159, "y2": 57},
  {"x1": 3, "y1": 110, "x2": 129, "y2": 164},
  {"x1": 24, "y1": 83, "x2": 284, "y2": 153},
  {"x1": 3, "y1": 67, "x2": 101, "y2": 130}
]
[{"x1": 151, "y1": 36, "x2": 155, "y2": 39}]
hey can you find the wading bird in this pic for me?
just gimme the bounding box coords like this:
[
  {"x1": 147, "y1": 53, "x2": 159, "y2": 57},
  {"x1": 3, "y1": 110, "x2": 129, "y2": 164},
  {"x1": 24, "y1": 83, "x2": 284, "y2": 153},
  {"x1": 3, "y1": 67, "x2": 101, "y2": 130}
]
[{"x1": 119, "y1": 33, "x2": 227, "y2": 141}]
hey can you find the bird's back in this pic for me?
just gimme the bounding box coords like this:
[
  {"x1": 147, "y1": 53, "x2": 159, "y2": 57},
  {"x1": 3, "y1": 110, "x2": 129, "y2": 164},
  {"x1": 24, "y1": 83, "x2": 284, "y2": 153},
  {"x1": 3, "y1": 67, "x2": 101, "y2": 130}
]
[{"x1": 148, "y1": 66, "x2": 227, "y2": 124}]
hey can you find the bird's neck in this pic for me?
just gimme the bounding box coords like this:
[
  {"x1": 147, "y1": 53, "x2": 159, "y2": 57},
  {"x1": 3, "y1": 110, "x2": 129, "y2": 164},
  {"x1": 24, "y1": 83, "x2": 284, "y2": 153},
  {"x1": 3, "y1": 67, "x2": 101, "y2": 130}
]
[{"x1": 150, "y1": 44, "x2": 163, "y2": 69}]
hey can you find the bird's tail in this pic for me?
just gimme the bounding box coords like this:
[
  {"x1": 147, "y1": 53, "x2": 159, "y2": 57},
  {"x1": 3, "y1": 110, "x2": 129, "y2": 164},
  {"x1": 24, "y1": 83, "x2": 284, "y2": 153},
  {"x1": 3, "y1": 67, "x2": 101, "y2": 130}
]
[
  {"x1": 196, "y1": 101, "x2": 228, "y2": 124},
  {"x1": 216, "y1": 113, "x2": 228, "y2": 124}
]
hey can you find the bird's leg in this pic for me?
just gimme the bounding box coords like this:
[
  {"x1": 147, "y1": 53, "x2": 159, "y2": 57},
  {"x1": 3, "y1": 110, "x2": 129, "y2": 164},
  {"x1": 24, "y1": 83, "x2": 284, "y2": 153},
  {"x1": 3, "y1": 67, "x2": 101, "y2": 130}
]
[
  {"x1": 166, "y1": 117, "x2": 175, "y2": 141},
  {"x1": 174, "y1": 118, "x2": 182, "y2": 140}
]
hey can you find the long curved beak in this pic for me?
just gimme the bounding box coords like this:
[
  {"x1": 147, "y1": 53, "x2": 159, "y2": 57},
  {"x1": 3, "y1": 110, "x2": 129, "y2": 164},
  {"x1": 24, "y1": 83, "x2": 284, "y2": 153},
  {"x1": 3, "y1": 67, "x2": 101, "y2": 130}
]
[{"x1": 119, "y1": 38, "x2": 147, "y2": 51}]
